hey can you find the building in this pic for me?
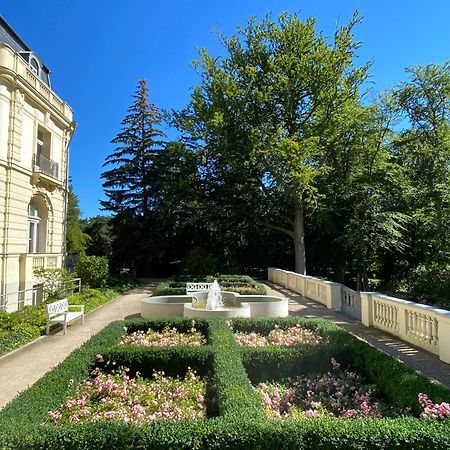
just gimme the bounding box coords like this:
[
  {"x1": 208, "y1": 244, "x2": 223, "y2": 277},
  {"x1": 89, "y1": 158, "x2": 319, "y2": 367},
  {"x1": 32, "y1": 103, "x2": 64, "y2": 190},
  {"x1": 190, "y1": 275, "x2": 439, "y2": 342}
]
[{"x1": 0, "y1": 16, "x2": 75, "y2": 311}]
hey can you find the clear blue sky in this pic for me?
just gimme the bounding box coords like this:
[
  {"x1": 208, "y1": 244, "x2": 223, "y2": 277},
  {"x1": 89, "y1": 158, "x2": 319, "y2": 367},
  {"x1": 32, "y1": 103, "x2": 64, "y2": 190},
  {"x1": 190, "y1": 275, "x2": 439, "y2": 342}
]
[{"x1": 2, "y1": 1, "x2": 449, "y2": 218}]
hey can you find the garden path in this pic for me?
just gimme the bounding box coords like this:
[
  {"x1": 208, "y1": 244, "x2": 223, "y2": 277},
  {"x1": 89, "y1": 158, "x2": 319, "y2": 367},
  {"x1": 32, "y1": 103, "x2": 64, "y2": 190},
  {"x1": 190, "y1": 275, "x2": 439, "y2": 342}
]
[
  {"x1": 0, "y1": 279, "x2": 158, "y2": 410},
  {"x1": 264, "y1": 281, "x2": 450, "y2": 389}
]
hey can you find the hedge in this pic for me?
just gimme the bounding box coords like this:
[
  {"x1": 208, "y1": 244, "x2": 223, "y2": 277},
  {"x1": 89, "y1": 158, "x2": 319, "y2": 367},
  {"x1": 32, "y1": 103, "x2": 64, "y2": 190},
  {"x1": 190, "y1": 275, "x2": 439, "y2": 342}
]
[
  {"x1": 0, "y1": 317, "x2": 449, "y2": 449},
  {"x1": 155, "y1": 275, "x2": 267, "y2": 296}
]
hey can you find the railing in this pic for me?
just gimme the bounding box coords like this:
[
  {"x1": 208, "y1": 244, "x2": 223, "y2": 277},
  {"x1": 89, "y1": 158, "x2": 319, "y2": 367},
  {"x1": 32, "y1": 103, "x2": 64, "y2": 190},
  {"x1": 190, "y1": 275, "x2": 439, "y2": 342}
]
[
  {"x1": 0, "y1": 278, "x2": 82, "y2": 312},
  {"x1": 33, "y1": 153, "x2": 59, "y2": 179},
  {"x1": 0, "y1": 286, "x2": 39, "y2": 311},
  {"x1": 268, "y1": 267, "x2": 450, "y2": 364},
  {"x1": 32, "y1": 254, "x2": 60, "y2": 270},
  {"x1": 0, "y1": 44, "x2": 72, "y2": 118}
]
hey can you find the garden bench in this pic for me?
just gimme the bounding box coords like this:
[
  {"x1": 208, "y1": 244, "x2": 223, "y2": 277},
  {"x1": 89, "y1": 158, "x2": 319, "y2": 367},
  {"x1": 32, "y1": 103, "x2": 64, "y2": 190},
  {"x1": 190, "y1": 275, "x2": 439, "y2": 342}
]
[
  {"x1": 186, "y1": 282, "x2": 213, "y2": 294},
  {"x1": 46, "y1": 299, "x2": 84, "y2": 335}
]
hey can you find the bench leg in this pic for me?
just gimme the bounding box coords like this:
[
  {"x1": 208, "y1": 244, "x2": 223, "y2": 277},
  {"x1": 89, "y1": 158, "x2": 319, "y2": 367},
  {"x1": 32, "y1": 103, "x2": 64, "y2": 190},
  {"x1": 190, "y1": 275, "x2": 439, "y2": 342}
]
[
  {"x1": 46, "y1": 321, "x2": 50, "y2": 335},
  {"x1": 63, "y1": 322, "x2": 67, "y2": 335}
]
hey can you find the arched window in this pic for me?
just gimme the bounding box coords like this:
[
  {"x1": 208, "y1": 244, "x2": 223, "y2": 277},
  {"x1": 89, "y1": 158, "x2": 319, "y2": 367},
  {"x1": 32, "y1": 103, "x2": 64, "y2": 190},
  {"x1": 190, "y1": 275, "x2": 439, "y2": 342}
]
[
  {"x1": 29, "y1": 57, "x2": 40, "y2": 76},
  {"x1": 28, "y1": 198, "x2": 48, "y2": 253}
]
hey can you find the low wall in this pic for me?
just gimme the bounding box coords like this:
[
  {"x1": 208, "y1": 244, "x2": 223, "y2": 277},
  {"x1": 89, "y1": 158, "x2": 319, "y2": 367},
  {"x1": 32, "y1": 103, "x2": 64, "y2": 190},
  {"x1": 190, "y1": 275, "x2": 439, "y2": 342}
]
[{"x1": 268, "y1": 267, "x2": 450, "y2": 364}]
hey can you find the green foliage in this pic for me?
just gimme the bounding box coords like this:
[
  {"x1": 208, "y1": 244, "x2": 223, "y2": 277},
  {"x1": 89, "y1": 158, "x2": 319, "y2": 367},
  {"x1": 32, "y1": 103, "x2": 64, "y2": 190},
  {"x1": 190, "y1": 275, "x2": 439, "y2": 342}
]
[
  {"x1": 66, "y1": 183, "x2": 89, "y2": 254},
  {"x1": 155, "y1": 275, "x2": 267, "y2": 296},
  {"x1": 83, "y1": 215, "x2": 113, "y2": 257},
  {"x1": 75, "y1": 255, "x2": 109, "y2": 288},
  {"x1": 181, "y1": 248, "x2": 220, "y2": 276},
  {"x1": 1, "y1": 317, "x2": 449, "y2": 449},
  {"x1": 0, "y1": 279, "x2": 135, "y2": 357},
  {"x1": 33, "y1": 268, "x2": 74, "y2": 301},
  {"x1": 178, "y1": 11, "x2": 370, "y2": 274}
]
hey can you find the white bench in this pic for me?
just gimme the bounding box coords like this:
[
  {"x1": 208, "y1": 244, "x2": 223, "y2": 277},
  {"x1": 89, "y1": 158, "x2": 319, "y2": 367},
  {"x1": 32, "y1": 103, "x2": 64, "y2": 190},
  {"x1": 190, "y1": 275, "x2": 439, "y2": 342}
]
[
  {"x1": 186, "y1": 282, "x2": 213, "y2": 294},
  {"x1": 46, "y1": 299, "x2": 84, "y2": 335}
]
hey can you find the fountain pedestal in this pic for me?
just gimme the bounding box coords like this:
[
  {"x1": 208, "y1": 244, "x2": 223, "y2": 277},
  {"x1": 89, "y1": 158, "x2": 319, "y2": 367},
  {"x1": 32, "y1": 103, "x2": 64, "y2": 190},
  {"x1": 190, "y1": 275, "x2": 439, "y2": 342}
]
[{"x1": 183, "y1": 302, "x2": 251, "y2": 318}]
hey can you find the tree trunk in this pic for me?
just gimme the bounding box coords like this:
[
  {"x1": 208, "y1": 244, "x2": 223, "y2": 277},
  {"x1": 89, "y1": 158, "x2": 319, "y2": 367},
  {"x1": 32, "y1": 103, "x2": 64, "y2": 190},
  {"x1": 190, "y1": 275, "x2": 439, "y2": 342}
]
[
  {"x1": 356, "y1": 271, "x2": 369, "y2": 291},
  {"x1": 293, "y1": 204, "x2": 306, "y2": 274}
]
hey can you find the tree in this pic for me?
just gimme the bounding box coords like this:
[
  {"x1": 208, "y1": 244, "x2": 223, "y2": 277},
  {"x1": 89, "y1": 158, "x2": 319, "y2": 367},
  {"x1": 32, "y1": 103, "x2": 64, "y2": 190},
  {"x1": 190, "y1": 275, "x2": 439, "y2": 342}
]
[
  {"x1": 66, "y1": 183, "x2": 89, "y2": 254},
  {"x1": 101, "y1": 79, "x2": 165, "y2": 216},
  {"x1": 101, "y1": 79, "x2": 165, "y2": 274},
  {"x1": 391, "y1": 63, "x2": 450, "y2": 267},
  {"x1": 176, "y1": 11, "x2": 369, "y2": 274},
  {"x1": 83, "y1": 215, "x2": 113, "y2": 257}
]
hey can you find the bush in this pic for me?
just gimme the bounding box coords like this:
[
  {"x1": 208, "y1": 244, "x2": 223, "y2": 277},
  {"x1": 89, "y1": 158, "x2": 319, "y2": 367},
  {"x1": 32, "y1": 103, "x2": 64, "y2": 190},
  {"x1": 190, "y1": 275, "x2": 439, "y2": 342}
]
[
  {"x1": 33, "y1": 268, "x2": 74, "y2": 301},
  {"x1": 76, "y1": 255, "x2": 109, "y2": 288},
  {"x1": 1, "y1": 317, "x2": 449, "y2": 449},
  {"x1": 155, "y1": 275, "x2": 267, "y2": 296}
]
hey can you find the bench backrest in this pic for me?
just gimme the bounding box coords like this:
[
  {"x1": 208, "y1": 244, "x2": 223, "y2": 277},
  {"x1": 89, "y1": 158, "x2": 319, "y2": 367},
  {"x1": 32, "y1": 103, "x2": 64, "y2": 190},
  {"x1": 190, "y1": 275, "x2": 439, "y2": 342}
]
[
  {"x1": 186, "y1": 282, "x2": 212, "y2": 293},
  {"x1": 46, "y1": 299, "x2": 69, "y2": 315}
]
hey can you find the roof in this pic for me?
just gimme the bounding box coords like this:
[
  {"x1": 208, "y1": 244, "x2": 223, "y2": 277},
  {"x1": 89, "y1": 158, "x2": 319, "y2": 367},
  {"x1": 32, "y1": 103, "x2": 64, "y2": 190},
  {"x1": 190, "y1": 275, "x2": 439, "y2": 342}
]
[{"x1": 0, "y1": 15, "x2": 51, "y2": 86}]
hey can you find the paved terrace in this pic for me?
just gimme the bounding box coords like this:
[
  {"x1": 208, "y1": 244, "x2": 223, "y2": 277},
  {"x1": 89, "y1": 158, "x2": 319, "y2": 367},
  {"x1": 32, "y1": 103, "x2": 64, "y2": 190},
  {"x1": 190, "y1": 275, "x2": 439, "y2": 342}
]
[
  {"x1": 265, "y1": 281, "x2": 450, "y2": 389},
  {"x1": 0, "y1": 279, "x2": 449, "y2": 410}
]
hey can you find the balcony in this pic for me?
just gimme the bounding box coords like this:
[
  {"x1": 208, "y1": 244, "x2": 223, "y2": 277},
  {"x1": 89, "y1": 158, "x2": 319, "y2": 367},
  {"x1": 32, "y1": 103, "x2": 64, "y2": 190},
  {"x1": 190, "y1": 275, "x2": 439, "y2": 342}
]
[{"x1": 33, "y1": 152, "x2": 59, "y2": 179}]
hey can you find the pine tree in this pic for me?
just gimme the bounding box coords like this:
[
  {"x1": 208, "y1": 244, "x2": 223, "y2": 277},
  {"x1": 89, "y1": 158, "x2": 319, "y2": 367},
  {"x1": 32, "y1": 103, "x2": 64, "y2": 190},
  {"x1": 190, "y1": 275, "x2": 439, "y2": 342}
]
[{"x1": 101, "y1": 79, "x2": 165, "y2": 217}]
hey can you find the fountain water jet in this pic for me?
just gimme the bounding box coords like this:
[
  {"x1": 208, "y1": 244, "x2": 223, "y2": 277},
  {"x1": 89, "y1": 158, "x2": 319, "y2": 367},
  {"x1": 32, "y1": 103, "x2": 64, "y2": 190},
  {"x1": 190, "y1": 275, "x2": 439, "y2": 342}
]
[{"x1": 206, "y1": 280, "x2": 224, "y2": 310}]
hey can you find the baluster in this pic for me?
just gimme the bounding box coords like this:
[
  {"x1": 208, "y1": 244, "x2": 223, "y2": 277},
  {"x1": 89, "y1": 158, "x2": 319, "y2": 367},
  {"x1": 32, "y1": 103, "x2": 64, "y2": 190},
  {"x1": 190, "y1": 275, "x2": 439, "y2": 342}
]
[
  {"x1": 419, "y1": 314, "x2": 424, "y2": 340},
  {"x1": 408, "y1": 310, "x2": 413, "y2": 334},
  {"x1": 425, "y1": 316, "x2": 432, "y2": 343},
  {"x1": 432, "y1": 318, "x2": 438, "y2": 346},
  {"x1": 413, "y1": 312, "x2": 418, "y2": 339}
]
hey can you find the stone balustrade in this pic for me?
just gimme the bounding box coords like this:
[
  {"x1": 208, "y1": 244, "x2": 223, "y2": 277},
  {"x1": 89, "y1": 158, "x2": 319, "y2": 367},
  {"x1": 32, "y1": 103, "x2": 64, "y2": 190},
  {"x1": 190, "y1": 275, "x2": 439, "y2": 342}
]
[{"x1": 268, "y1": 267, "x2": 450, "y2": 364}]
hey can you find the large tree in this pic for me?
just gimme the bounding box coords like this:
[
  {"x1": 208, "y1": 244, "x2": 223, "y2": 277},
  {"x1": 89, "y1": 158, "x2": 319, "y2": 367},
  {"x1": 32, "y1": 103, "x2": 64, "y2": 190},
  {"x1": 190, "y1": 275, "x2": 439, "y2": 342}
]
[
  {"x1": 101, "y1": 79, "x2": 165, "y2": 217},
  {"x1": 176, "y1": 12, "x2": 369, "y2": 273}
]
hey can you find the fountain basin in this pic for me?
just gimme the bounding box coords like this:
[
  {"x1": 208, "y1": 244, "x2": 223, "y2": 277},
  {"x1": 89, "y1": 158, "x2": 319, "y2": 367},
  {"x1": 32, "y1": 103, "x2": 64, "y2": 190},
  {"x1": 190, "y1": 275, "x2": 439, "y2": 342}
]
[
  {"x1": 141, "y1": 295, "x2": 191, "y2": 318},
  {"x1": 141, "y1": 293, "x2": 288, "y2": 319},
  {"x1": 240, "y1": 296, "x2": 289, "y2": 317},
  {"x1": 184, "y1": 302, "x2": 251, "y2": 318}
]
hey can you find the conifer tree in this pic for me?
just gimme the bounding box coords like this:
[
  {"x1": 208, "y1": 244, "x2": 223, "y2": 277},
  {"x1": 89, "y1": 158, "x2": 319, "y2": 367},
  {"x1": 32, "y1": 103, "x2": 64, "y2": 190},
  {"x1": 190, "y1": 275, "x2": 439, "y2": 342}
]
[{"x1": 101, "y1": 79, "x2": 165, "y2": 217}]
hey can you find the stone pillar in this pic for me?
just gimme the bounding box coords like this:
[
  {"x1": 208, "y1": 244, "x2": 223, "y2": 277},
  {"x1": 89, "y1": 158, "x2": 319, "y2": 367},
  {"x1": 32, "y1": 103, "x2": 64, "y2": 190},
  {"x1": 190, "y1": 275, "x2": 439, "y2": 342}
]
[
  {"x1": 438, "y1": 313, "x2": 450, "y2": 364},
  {"x1": 328, "y1": 283, "x2": 342, "y2": 311},
  {"x1": 361, "y1": 292, "x2": 373, "y2": 327}
]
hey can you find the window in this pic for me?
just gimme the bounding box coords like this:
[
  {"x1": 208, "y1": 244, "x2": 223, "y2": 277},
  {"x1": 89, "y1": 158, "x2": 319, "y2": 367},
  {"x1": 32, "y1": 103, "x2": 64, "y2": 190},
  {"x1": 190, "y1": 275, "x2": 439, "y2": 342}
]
[
  {"x1": 27, "y1": 198, "x2": 47, "y2": 254},
  {"x1": 36, "y1": 127, "x2": 51, "y2": 159},
  {"x1": 29, "y1": 57, "x2": 40, "y2": 76},
  {"x1": 34, "y1": 127, "x2": 58, "y2": 178}
]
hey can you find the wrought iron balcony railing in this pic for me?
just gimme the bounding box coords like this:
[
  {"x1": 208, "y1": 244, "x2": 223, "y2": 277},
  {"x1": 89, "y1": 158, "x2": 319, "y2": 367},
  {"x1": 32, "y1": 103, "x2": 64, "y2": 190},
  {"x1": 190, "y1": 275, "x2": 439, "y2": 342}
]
[{"x1": 33, "y1": 152, "x2": 59, "y2": 179}]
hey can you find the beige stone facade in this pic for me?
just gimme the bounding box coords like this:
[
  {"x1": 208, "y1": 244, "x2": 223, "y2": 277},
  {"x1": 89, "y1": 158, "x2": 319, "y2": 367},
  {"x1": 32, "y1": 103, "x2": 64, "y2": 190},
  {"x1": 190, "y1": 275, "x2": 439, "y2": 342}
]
[{"x1": 0, "y1": 34, "x2": 75, "y2": 311}]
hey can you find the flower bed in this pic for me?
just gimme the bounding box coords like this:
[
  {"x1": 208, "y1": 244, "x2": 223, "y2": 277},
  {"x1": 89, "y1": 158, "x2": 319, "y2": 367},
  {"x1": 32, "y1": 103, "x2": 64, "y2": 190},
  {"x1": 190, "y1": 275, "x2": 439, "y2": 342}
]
[
  {"x1": 256, "y1": 358, "x2": 385, "y2": 418},
  {"x1": 48, "y1": 366, "x2": 206, "y2": 425},
  {"x1": 120, "y1": 323, "x2": 206, "y2": 347},
  {"x1": 256, "y1": 357, "x2": 450, "y2": 420},
  {"x1": 232, "y1": 323, "x2": 324, "y2": 347},
  {"x1": 1, "y1": 317, "x2": 450, "y2": 449}
]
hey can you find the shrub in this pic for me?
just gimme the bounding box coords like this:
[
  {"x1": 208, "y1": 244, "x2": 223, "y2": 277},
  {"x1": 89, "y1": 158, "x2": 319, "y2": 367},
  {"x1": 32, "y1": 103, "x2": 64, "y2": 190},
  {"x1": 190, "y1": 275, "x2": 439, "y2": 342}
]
[
  {"x1": 1, "y1": 317, "x2": 449, "y2": 449},
  {"x1": 76, "y1": 255, "x2": 109, "y2": 288},
  {"x1": 33, "y1": 268, "x2": 74, "y2": 301},
  {"x1": 154, "y1": 275, "x2": 267, "y2": 296}
]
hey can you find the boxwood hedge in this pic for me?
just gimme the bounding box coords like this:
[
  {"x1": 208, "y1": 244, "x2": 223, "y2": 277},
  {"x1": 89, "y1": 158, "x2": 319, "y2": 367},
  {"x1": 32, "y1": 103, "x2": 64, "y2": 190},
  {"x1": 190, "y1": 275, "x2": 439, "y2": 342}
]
[
  {"x1": 155, "y1": 275, "x2": 267, "y2": 296},
  {"x1": 0, "y1": 317, "x2": 449, "y2": 449}
]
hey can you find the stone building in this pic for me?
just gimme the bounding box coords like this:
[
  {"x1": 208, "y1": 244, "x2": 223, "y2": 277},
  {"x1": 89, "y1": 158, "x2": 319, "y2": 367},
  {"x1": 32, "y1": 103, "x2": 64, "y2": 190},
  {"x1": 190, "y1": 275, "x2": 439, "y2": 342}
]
[{"x1": 0, "y1": 16, "x2": 75, "y2": 311}]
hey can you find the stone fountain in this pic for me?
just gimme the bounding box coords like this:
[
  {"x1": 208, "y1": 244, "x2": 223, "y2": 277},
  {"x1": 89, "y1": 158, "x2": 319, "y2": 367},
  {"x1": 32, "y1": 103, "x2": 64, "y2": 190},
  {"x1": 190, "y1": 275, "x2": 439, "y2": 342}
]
[{"x1": 183, "y1": 280, "x2": 251, "y2": 318}]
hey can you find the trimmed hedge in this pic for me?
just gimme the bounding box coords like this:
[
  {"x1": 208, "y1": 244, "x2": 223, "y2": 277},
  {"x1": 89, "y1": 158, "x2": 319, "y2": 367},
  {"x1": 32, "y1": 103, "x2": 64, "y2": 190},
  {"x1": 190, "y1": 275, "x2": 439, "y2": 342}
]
[
  {"x1": 0, "y1": 317, "x2": 449, "y2": 449},
  {"x1": 155, "y1": 274, "x2": 267, "y2": 296}
]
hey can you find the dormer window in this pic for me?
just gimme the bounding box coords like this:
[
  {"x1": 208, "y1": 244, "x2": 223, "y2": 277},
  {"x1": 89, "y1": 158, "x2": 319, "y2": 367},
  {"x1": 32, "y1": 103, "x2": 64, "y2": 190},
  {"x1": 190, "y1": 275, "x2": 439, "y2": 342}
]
[{"x1": 29, "y1": 56, "x2": 40, "y2": 76}]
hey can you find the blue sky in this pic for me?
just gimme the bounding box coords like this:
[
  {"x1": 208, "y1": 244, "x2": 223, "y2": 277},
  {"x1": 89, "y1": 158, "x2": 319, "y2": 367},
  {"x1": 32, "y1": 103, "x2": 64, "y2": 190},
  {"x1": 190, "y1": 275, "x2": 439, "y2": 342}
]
[{"x1": 2, "y1": 1, "x2": 449, "y2": 218}]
